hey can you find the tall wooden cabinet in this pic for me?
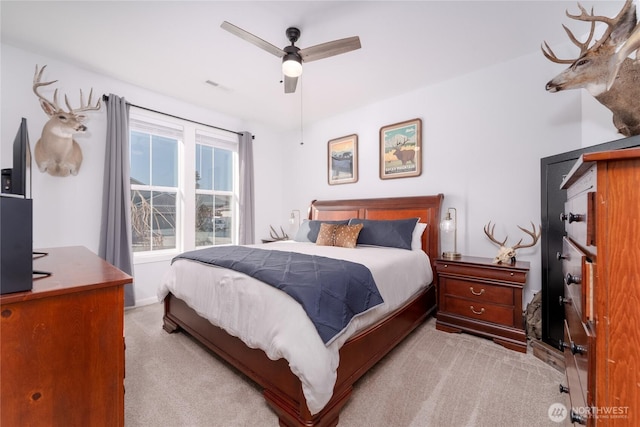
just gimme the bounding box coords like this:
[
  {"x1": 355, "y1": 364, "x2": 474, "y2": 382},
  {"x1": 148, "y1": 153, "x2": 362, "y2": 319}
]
[
  {"x1": 0, "y1": 246, "x2": 132, "y2": 427},
  {"x1": 558, "y1": 148, "x2": 640, "y2": 425},
  {"x1": 540, "y1": 135, "x2": 640, "y2": 348}
]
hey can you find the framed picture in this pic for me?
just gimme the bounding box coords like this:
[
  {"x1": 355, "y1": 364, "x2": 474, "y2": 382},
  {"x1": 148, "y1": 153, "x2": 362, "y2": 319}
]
[
  {"x1": 379, "y1": 118, "x2": 422, "y2": 179},
  {"x1": 328, "y1": 134, "x2": 358, "y2": 185}
]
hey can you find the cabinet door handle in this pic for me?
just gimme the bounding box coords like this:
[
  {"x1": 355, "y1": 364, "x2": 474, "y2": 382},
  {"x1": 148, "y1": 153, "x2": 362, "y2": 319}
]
[
  {"x1": 469, "y1": 287, "x2": 485, "y2": 296},
  {"x1": 470, "y1": 306, "x2": 485, "y2": 315}
]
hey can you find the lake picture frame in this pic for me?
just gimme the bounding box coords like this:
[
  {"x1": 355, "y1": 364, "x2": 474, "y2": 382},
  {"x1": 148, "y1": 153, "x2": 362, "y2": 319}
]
[
  {"x1": 379, "y1": 118, "x2": 422, "y2": 179},
  {"x1": 328, "y1": 134, "x2": 358, "y2": 185}
]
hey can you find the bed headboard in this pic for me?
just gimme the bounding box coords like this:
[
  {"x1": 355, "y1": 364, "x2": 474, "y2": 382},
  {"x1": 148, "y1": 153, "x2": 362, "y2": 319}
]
[{"x1": 309, "y1": 195, "x2": 444, "y2": 267}]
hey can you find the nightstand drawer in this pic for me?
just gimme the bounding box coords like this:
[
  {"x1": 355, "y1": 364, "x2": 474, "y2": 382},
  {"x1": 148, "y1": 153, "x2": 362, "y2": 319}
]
[
  {"x1": 443, "y1": 295, "x2": 515, "y2": 327},
  {"x1": 442, "y1": 278, "x2": 514, "y2": 305},
  {"x1": 435, "y1": 256, "x2": 529, "y2": 353},
  {"x1": 437, "y1": 262, "x2": 527, "y2": 285}
]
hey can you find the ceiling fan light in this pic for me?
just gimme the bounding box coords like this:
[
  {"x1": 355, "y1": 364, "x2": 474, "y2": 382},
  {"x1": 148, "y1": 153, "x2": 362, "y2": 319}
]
[{"x1": 282, "y1": 54, "x2": 302, "y2": 77}]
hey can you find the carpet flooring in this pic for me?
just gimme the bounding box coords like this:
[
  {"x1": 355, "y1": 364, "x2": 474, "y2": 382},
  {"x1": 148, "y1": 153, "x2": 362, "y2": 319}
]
[{"x1": 124, "y1": 303, "x2": 569, "y2": 426}]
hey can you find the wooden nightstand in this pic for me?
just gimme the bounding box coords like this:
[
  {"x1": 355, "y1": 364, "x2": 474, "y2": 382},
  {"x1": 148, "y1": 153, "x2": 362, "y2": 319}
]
[{"x1": 435, "y1": 256, "x2": 529, "y2": 353}]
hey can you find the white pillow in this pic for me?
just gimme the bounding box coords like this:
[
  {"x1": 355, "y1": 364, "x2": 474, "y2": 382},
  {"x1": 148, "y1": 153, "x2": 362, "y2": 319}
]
[{"x1": 411, "y1": 222, "x2": 427, "y2": 251}]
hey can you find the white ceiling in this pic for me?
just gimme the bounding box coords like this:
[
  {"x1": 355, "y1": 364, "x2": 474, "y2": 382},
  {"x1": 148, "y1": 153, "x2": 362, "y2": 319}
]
[{"x1": 1, "y1": 1, "x2": 627, "y2": 132}]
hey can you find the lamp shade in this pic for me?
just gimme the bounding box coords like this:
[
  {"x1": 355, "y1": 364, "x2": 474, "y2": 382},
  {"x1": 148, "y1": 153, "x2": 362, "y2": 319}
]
[
  {"x1": 440, "y1": 213, "x2": 455, "y2": 232},
  {"x1": 282, "y1": 54, "x2": 303, "y2": 77},
  {"x1": 440, "y1": 207, "x2": 461, "y2": 259}
]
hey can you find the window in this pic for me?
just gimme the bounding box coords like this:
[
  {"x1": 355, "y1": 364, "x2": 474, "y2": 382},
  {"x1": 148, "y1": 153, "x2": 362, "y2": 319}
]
[
  {"x1": 195, "y1": 133, "x2": 236, "y2": 247},
  {"x1": 129, "y1": 110, "x2": 238, "y2": 257}
]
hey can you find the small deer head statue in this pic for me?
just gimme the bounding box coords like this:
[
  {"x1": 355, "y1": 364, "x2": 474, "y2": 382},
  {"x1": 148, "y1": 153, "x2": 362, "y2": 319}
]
[
  {"x1": 542, "y1": 0, "x2": 640, "y2": 136},
  {"x1": 32, "y1": 65, "x2": 101, "y2": 177},
  {"x1": 484, "y1": 221, "x2": 541, "y2": 264}
]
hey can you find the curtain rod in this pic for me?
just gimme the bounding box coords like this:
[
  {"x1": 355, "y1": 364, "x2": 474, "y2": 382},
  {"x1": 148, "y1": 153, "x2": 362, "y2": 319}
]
[{"x1": 102, "y1": 95, "x2": 254, "y2": 139}]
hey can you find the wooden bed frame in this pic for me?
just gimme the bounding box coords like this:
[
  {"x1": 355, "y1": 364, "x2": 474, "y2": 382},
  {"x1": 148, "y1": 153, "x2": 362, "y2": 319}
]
[{"x1": 163, "y1": 195, "x2": 443, "y2": 426}]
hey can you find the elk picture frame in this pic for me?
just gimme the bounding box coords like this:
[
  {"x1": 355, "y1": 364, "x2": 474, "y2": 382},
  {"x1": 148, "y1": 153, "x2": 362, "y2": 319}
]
[
  {"x1": 380, "y1": 118, "x2": 422, "y2": 179},
  {"x1": 328, "y1": 134, "x2": 358, "y2": 185}
]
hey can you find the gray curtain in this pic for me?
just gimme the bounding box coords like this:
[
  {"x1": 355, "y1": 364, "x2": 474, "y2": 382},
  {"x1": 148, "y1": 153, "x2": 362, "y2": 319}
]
[
  {"x1": 100, "y1": 94, "x2": 135, "y2": 306},
  {"x1": 238, "y1": 131, "x2": 255, "y2": 244}
]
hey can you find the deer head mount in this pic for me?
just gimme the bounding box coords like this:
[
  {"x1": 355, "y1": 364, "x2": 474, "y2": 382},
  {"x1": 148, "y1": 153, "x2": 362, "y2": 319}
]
[
  {"x1": 542, "y1": 0, "x2": 640, "y2": 136},
  {"x1": 32, "y1": 65, "x2": 101, "y2": 177},
  {"x1": 484, "y1": 221, "x2": 541, "y2": 264}
]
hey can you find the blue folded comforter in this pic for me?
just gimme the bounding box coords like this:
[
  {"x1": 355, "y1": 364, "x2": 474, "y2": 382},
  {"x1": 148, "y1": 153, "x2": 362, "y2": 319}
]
[{"x1": 173, "y1": 246, "x2": 384, "y2": 345}]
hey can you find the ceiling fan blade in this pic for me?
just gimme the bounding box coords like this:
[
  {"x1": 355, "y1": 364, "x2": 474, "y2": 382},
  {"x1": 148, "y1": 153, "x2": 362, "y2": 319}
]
[
  {"x1": 299, "y1": 36, "x2": 361, "y2": 63},
  {"x1": 284, "y1": 75, "x2": 298, "y2": 93},
  {"x1": 221, "y1": 21, "x2": 285, "y2": 58}
]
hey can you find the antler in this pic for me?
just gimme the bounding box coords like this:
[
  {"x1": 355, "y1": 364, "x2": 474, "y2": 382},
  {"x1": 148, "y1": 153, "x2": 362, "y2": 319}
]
[
  {"x1": 269, "y1": 225, "x2": 289, "y2": 241},
  {"x1": 32, "y1": 64, "x2": 101, "y2": 115},
  {"x1": 512, "y1": 222, "x2": 541, "y2": 250},
  {"x1": 483, "y1": 221, "x2": 508, "y2": 247},
  {"x1": 541, "y1": 0, "x2": 635, "y2": 63},
  {"x1": 64, "y1": 88, "x2": 101, "y2": 114},
  {"x1": 33, "y1": 64, "x2": 61, "y2": 113},
  {"x1": 395, "y1": 135, "x2": 408, "y2": 146},
  {"x1": 567, "y1": 0, "x2": 635, "y2": 52}
]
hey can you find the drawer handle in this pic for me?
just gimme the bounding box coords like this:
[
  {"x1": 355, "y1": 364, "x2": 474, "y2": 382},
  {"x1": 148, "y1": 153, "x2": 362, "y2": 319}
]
[
  {"x1": 470, "y1": 306, "x2": 485, "y2": 315},
  {"x1": 559, "y1": 384, "x2": 569, "y2": 394},
  {"x1": 469, "y1": 287, "x2": 485, "y2": 296},
  {"x1": 565, "y1": 273, "x2": 581, "y2": 285},
  {"x1": 560, "y1": 340, "x2": 587, "y2": 355},
  {"x1": 571, "y1": 342, "x2": 587, "y2": 355},
  {"x1": 560, "y1": 212, "x2": 584, "y2": 223},
  {"x1": 570, "y1": 409, "x2": 588, "y2": 425},
  {"x1": 568, "y1": 212, "x2": 584, "y2": 224},
  {"x1": 559, "y1": 296, "x2": 572, "y2": 306}
]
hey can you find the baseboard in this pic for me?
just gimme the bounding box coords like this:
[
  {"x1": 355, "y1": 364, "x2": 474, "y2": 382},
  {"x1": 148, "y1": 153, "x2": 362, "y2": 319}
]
[
  {"x1": 530, "y1": 339, "x2": 564, "y2": 372},
  {"x1": 130, "y1": 295, "x2": 160, "y2": 309}
]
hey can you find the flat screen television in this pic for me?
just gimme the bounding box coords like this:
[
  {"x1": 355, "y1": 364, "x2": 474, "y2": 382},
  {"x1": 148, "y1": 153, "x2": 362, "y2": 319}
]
[{"x1": 1, "y1": 118, "x2": 31, "y2": 198}]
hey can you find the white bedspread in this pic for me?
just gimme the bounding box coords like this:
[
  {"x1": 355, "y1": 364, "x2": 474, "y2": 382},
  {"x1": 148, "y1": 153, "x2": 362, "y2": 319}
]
[{"x1": 157, "y1": 241, "x2": 432, "y2": 415}]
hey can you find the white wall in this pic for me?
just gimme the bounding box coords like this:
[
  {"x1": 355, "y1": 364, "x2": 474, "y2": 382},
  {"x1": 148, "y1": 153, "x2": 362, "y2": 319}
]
[
  {"x1": 1, "y1": 44, "x2": 285, "y2": 305},
  {"x1": 282, "y1": 50, "x2": 593, "y2": 304},
  {"x1": 3, "y1": 42, "x2": 623, "y2": 307}
]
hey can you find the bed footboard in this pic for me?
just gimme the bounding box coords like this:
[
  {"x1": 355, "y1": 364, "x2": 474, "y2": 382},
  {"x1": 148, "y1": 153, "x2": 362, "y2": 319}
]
[{"x1": 163, "y1": 283, "x2": 436, "y2": 427}]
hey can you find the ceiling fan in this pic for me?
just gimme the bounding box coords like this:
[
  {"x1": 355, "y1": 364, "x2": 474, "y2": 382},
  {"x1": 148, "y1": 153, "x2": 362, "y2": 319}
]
[{"x1": 220, "y1": 21, "x2": 361, "y2": 94}]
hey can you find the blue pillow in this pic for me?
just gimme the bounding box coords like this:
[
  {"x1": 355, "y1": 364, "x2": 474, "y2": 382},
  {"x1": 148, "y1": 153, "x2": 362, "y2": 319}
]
[
  {"x1": 294, "y1": 219, "x2": 350, "y2": 243},
  {"x1": 349, "y1": 218, "x2": 419, "y2": 250}
]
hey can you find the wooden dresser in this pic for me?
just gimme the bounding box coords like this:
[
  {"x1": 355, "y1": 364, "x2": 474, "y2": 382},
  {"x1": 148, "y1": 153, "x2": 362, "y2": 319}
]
[
  {"x1": 0, "y1": 246, "x2": 132, "y2": 427},
  {"x1": 558, "y1": 147, "x2": 640, "y2": 426},
  {"x1": 435, "y1": 256, "x2": 529, "y2": 353}
]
